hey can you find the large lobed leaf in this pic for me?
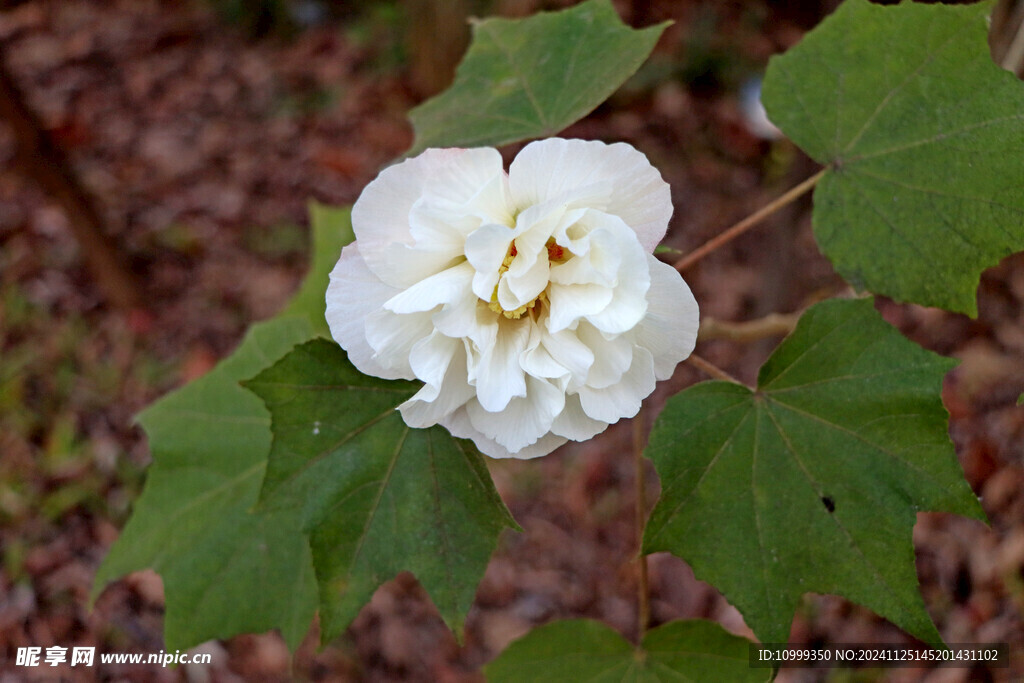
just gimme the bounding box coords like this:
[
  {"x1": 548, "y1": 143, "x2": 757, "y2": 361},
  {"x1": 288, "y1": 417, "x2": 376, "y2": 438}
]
[
  {"x1": 763, "y1": 0, "x2": 1024, "y2": 315},
  {"x1": 643, "y1": 298, "x2": 984, "y2": 645},
  {"x1": 406, "y1": 0, "x2": 668, "y2": 155},
  {"x1": 92, "y1": 204, "x2": 353, "y2": 651},
  {"x1": 485, "y1": 619, "x2": 768, "y2": 682},
  {"x1": 245, "y1": 339, "x2": 517, "y2": 644}
]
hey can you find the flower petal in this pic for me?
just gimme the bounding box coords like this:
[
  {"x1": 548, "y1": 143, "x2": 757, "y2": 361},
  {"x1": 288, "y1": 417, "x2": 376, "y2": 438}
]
[
  {"x1": 364, "y1": 307, "x2": 434, "y2": 378},
  {"x1": 508, "y1": 138, "x2": 672, "y2": 253},
  {"x1": 465, "y1": 222, "x2": 516, "y2": 302},
  {"x1": 354, "y1": 147, "x2": 507, "y2": 288},
  {"x1": 636, "y1": 256, "x2": 699, "y2": 379},
  {"x1": 466, "y1": 375, "x2": 565, "y2": 453},
  {"x1": 441, "y1": 407, "x2": 567, "y2": 459},
  {"x1": 383, "y1": 262, "x2": 475, "y2": 314},
  {"x1": 433, "y1": 289, "x2": 497, "y2": 351},
  {"x1": 577, "y1": 347, "x2": 656, "y2": 424},
  {"x1": 326, "y1": 244, "x2": 407, "y2": 380},
  {"x1": 551, "y1": 393, "x2": 608, "y2": 441},
  {"x1": 546, "y1": 283, "x2": 612, "y2": 334},
  {"x1": 540, "y1": 325, "x2": 595, "y2": 389},
  {"x1": 399, "y1": 334, "x2": 475, "y2": 427},
  {"x1": 576, "y1": 322, "x2": 633, "y2": 389},
  {"x1": 520, "y1": 322, "x2": 571, "y2": 381},
  {"x1": 474, "y1": 317, "x2": 530, "y2": 412},
  {"x1": 583, "y1": 219, "x2": 651, "y2": 336}
]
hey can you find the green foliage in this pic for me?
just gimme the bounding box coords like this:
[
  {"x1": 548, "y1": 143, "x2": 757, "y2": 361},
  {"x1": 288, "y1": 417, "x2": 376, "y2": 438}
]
[
  {"x1": 485, "y1": 619, "x2": 768, "y2": 682},
  {"x1": 406, "y1": 0, "x2": 668, "y2": 154},
  {"x1": 93, "y1": 207, "x2": 354, "y2": 650},
  {"x1": 643, "y1": 299, "x2": 984, "y2": 645},
  {"x1": 245, "y1": 339, "x2": 517, "y2": 643},
  {"x1": 92, "y1": 316, "x2": 319, "y2": 651},
  {"x1": 762, "y1": 0, "x2": 1024, "y2": 315}
]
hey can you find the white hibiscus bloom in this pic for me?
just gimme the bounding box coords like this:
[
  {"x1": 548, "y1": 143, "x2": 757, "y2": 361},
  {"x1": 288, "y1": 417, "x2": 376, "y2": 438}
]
[{"x1": 326, "y1": 138, "x2": 699, "y2": 459}]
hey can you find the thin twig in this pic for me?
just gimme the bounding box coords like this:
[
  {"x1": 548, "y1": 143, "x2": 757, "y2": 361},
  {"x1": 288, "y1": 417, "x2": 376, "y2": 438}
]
[
  {"x1": 687, "y1": 353, "x2": 754, "y2": 390},
  {"x1": 0, "y1": 46, "x2": 142, "y2": 310},
  {"x1": 632, "y1": 409, "x2": 650, "y2": 640},
  {"x1": 674, "y1": 168, "x2": 827, "y2": 272},
  {"x1": 697, "y1": 312, "x2": 800, "y2": 343}
]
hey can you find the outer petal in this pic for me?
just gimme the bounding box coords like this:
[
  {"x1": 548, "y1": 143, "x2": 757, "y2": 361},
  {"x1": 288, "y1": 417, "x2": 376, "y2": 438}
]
[
  {"x1": 353, "y1": 147, "x2": 508, "y2": 288},
  {"x1": 578, "y1": 347, "x2": 656, "y2": 424},
  {"x1": 635, "y1": 256, "x2": 700, "y2": 380},
  {"x1": 550, "y1": 393, "x2": 608, "y2": 442},
  {"x1": 465, "y1": 375, "x2": 565, "y2": 453},
  {"x1": 466, "y1": 223, "x2": 516, "y2": 302},
  {"x1": 441, "y1": 407, "x2": 567, "y2": 459},
  {"x1": 433, "y1": 287, "x2": 497, "y2": 351},
  {"x1": 363, "y1": 308, "x2": 434, "y2": 378},
  {"x1": 508, "y1": 138, "x2": 672, "y2": 253},
  {"x1": 326, "y1": 244, "x2": 406, "y2": 380}
]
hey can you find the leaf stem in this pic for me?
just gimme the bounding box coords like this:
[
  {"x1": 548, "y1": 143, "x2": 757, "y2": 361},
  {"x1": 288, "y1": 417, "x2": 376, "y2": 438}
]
[
  {"x1": 673, "y1": 167, "x2": 828, "y2": 272},
  {"x1": 687, "y1": 353, "x2": 753, "y2": 390},
  {"x1": 697, "y1": 312, "x2": 799, "y2": 343},
  {"x1": 632, "y1": 409, "x2": 650, "y2": 640}
]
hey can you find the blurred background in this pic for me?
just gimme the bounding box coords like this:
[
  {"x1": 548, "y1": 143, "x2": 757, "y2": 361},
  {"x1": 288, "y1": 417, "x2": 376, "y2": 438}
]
[{"x1": 1, "y1": 0, "x2": 1023, "y2": 680}]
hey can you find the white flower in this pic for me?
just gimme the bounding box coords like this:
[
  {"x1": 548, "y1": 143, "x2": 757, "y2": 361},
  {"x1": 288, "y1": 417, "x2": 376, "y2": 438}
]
[{"x1": 326, "y1": 138, "x2": 699, "y2": 459}]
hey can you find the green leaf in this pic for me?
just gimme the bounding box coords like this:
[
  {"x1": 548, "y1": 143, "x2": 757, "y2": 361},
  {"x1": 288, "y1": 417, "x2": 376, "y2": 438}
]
[
  {"x1": 406, "y1": 0, "x2": 668, "y2": 155},
  {"x1": 485, "y1": 619, "x2": 768, "y2": 682},
  {"x1": 643, "y1": 298, "x2": 984, "y2": 646},
  {"x1": 245, "y1": 339, "x2": 517, "y2": 643},
  {"x1": 93, "y1": 317, "x2": 319, "y2": 650},
  {"x1": 762, "y1": 0, "x2": 1024, "y2": 315},
  {"x1": 93, "y1": 206, "x2": 353, "y2": 650}
]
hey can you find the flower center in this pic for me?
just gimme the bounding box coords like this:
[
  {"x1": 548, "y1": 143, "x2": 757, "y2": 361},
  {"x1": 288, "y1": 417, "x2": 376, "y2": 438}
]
[{"x1": 486, "y1": 238, "x2": 570, "y2": 319}]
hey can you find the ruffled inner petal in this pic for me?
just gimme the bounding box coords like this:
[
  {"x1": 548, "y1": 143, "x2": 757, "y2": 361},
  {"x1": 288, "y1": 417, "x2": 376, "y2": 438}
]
[
  {"x1": 383, "y1": 262, "x2": 475, "y2": 314},
  {"x1": 576, "y1": 322, "x2": 634, "y2": 389},
  {"x1": 539, "y1": 324, "x2": 595, "y2": 389},
  {"x1": 474, "y1": 317, "x2": 531, "y2": 412},
  {"x1": 546, "y1": 283, "x2": 612, "y2": 334},
  {"x1": 465, "y1": 223, "x2": 516, "y2": 302},
  {"x1": 399, "y1": 335, "x2": 475, "y2": 427}
]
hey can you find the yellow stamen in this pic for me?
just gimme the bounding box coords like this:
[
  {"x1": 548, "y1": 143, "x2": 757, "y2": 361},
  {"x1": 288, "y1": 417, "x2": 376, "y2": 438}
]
[{"x1": 484, "y1": 238, "x2": 570, "y2": 319}]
